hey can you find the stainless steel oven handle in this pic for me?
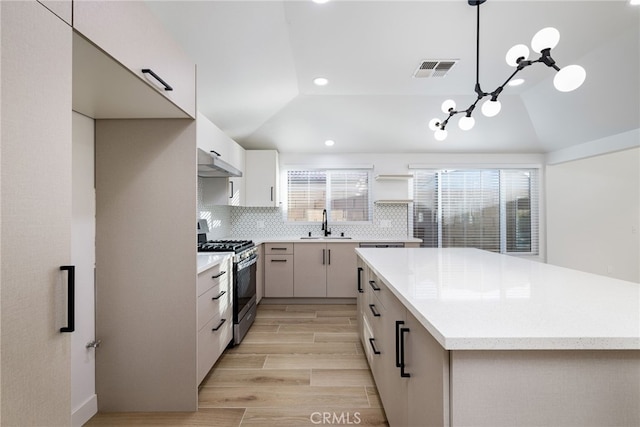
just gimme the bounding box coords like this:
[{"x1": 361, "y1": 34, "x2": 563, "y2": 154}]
[{"x1": 237, "y1": 253, "x2": 258, "y2": 271}]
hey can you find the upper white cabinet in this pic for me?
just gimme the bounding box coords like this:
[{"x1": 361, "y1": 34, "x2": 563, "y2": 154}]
[
  {"x1": 38, "y1": 0, "x2": 72, "y2": 25},
  {"x1": 197, "y1": 113, "x2": 246, "y2": 206},
  {"x1": 73, "y1": 0, "x2": 196, "y2": 118},
  {"x1": 245, "y1": 150, "x2": 280, "y2": 207}
]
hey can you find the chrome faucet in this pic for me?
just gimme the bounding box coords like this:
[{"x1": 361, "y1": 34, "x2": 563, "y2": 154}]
[{"x1": 321, "y1": 209, "x2": 331, "y2": 237}]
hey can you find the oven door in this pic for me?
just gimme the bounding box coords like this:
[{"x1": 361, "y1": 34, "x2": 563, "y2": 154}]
[{"x1": 234, "y1": 253, "x2": 257, "y2": 323}]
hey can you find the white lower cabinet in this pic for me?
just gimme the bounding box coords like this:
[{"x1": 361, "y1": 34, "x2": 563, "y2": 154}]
[
  {"x1": 264, "y1": 243, "x2": 294, "y2": 297},
  {"x1": 359, "y1": 263, "x2": 449, "y2": 427},
  {"x1": 293, "y1": 242, "x2": 359, "y2": 298},
  {"x1": 197, "y1": 257, "x2": 233, "y2": 384}
]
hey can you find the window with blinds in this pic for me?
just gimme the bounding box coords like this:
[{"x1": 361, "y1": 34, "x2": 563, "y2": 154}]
[
  {"x1": 413, "y1": 168, "x2": 539, "y2": 254},
  {"x1": 286, "y1": 170, "x2": 371, "y2": 222}
]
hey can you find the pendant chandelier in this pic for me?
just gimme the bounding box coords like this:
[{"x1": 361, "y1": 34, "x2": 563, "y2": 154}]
[{"x1": 429, "y1": 0, "x2": 586, "y2": 141}]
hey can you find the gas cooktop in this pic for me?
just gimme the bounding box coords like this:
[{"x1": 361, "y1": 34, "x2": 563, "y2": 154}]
[{"x1": 197, "y1": 240, "x2": 254, "y2": 254}]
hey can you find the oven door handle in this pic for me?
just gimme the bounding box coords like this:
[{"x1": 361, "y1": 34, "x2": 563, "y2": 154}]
[{"x1": 237, "y1": 253, "x2": 258, "y2": 270}]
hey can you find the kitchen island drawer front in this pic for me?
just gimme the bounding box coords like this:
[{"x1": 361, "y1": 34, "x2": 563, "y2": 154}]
[
  {"x1": 197, "y1": 261, "x2": 229, "y2": 297},
  {"x1": 197, "y1": 305, "x2": 232, "y2": 384},
  {"x1": 197, "y1": 284, "x2": 230, "y2": 331},
  {"x1": 265, "y1": 243, "x2": 293, "y2": 255}
]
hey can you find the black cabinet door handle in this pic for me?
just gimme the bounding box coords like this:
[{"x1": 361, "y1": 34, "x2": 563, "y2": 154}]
[
  {"x1": 357, "y1": 267, "x2": 364, "y2": 293},
  {"x1": 270, "y1": 186, "x2": 274, "y2": 202},
  {"x1": 211, "y1": 271, "x2": 226, "y2": 279},
  {"x1": 395, "y1": 320, "x2": 403, "y2": 368},
  {"x1": 141, "y1": 68, "x2": 173, "y2": 91},
  {"x1": 368, "y1": 338, "x2": 381, "y2": 355},
  {"x1": 60, "y1": 265, "x2": 75, "y2": 333},
  {"x1": 369, "y1": 280, "x2": 380, "y2": 291},
  {"x1": 229, "y1": 181, "x2": 234, "y2": 199},
  {"x1": 322, "y1": 249, "x2": 325, "y2": 265},
  {"x1": 369, "y1": 304, "x2": 381, "y2": 317},
  {"x1": 211, "y1": 290, "x2": 226, "y2": 300},
  {"x1": 327, "y1": 249, "x2": 331, "y2": 265},
  {"x1": 400, "y1": 326, "x2": 411, "y2": 378},
  {"x1": 212, "y1": 318, "x2": 226, "y2": 332}
]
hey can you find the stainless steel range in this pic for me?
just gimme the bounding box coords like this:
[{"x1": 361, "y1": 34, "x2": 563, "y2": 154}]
[{"x1": 198, "y1": 238, "x2": 258, "y2": 345}]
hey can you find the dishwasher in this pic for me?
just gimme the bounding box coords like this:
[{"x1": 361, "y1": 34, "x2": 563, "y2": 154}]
[{"x1": 359, "y1": 242, "x2": 405, "y2": 248}]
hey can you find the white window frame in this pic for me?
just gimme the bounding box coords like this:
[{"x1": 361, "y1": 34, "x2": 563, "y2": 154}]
[{"x1": 281, "y1": 167, "x2": 374, "y2": 224}]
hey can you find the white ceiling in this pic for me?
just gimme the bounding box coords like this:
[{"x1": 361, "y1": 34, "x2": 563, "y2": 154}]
[{"x1": 146, "y1": 0, "x2": 640, "y2": 154}]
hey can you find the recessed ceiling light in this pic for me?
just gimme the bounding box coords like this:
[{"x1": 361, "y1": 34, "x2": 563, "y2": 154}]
[
  {"x1": 313, "y1": 77, "x2": 329, "y2": 86},
  {"x1": 313, "y1": 0, "x2": 331, "y2": 4},
  {"x1": 630, "y1": 0, "x2": 640, "y2": 5},
  {"x1": 324, "y1": 140, "x2": 335, "y2": 146},
  {"x1": 508, "y1": 78, "x2": 525, "y2": 87}
]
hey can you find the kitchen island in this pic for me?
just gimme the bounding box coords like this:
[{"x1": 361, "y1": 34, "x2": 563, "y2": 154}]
[{"x1": 356, "y1": 248, "x2": 640, "y2": 427}]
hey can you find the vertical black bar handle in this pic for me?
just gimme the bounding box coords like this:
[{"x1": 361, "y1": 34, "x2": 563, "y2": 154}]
[
  {"x1": 395, "y1": 320, "x2": 404, "y2": 368},
  {"x1": 400, "y1": 326, "x2": 411, "y2": 378},
  {"x1": 229, "y1": 180, "x2": 234, "y2": 199},
  {"x1": 60, "y1": 265, "x2": 75, "y2": 333},
  {"x1": 357, "y1": 267, "x2": 364, "y2": 293}
]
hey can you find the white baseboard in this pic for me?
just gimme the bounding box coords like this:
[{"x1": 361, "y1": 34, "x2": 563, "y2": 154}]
[{"x1": 72, "y1": 394, "x2": 98, "y2": 427}]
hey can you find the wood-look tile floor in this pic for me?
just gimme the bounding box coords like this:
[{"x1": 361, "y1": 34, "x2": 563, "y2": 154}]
[{"x1": 86, "y1": 304, "x2": 388, "y2": 426}]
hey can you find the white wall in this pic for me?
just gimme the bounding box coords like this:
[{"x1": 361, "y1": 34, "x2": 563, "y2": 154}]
[{"x1": 546, "y1": 147, "x2": 640, "y2": 283}]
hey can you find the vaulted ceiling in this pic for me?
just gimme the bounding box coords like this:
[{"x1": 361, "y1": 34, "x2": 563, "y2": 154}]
[{"x1": 147, "y1": 0, "x2": 640, "y2": 154}]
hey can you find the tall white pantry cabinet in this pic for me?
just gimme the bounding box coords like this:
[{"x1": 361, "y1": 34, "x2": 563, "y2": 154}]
[
  {"x1": 1, "y1": 0, "x2": 199, "y2": 424},
  {"x1": 1, "y1": 2, "x2": 73, "y2": 425}
]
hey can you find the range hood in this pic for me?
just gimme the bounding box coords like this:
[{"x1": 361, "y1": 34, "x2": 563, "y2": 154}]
[{"x1": 197, "y1": 148, "x2": 242, "y2": 178}]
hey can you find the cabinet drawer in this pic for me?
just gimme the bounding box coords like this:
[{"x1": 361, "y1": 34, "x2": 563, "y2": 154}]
[
  {"x1": 197, "y1": 283, "x2": 230, "y2": 331},
  {"x1": 265, "y1": 243, "x2": 293, "y2": 254},
  {"x1": 197, "y1": 305, "x2": 232, "y2": 384},
  {"x1": 197, "y1": 263, "x2": 230, "y2": 297},
  {"x1": 362, "y1": 315, "x2": 383, "y2": 372},
  {"x1": 367, "y1": 272, "x2": 394, "y2": 310}
]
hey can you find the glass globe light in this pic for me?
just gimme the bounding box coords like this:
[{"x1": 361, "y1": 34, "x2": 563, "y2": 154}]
[
  {"x1": 531, "y1": 27, "x2": 560, "y2": 53},
  {"x1": 441, "y1": 99, "x2": 456, "y2": 114},
  {"x1": 434, "y1": 129, "x2": 448, "y2": 141},
  {"x1": 553, "y1": 65, "x2": 586, "y2": 92},
  {"x1": 481, "y1": 99, "x2": 501, "y2": 117},
  {"x1": 505, "y1": 44, "x2": 530, "y2": 67},
  {"x1": 458, "y1": 116, "x2": 475, "y2": 131},
  {"x1": 428, "y1": 118, "x2": 441, "y2": 131}
]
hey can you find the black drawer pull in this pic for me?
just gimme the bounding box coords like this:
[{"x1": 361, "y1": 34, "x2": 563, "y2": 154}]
[
  {"x1": 212, "y1": 318, "x2": 226, "y2": 332},
  {"x1": 368, "y1": 338, "x2": 381, "y2": 355},
  {"x1": 211, "y1": 290, "x2": 226, "y2": 300},
  {"x1": 270, "y1": 247, "x2": 287, "y2": 250},
  {"x1": 369, "y1": 304, "x2": 381, "y2": 317},
  {"x1": 369, "y1": 280, "x2": 380, "y2": 291},
  {"x1": 141, "y1": 68, "x2": 173, "y2": 91},
  {"x1": 60, "y1": 265, "x2": 75, "y2": 333},
  {"x1": 271, "y1": 259, "x2": 287, "y2": 262},
  {"x1": 211, "y1": 270, "x2": 226, "y2": 279},
  {"x1": 357, "y1": 267, "x2": 364, "y2": 293}
]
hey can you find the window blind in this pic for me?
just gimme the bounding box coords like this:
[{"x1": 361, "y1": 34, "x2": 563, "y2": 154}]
[
  {"x1": 287, "y1": 170, "x2": 370, "y2": 222},
  {"x1": 413, "y1": 168, "x2": 539, "y2": 254}
]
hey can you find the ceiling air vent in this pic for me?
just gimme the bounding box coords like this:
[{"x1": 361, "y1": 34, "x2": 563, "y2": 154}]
[{"x1": 413, "y1": 59, "x2": 458, "y2": 78}]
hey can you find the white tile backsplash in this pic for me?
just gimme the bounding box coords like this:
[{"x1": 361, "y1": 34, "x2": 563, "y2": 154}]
[{"x1": 198, "y1": 178, "x2": 410, "y2": 240}]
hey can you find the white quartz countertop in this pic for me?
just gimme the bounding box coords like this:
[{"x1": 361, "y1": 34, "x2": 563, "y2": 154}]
[
  {"x1": 356, "y1": 248, "x2": 640, "y2": 350},
  {"x1": 197, "y1": 252, "x2": 232, "y2": 274}
]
